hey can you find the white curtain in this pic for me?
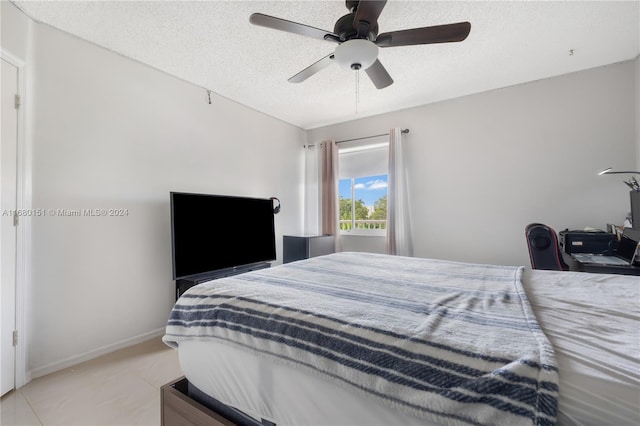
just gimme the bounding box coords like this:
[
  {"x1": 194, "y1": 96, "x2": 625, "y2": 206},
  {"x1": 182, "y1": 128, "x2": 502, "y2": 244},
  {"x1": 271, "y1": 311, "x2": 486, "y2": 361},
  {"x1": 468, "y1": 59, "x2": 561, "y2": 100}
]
[
  {"x1": 387, "y1": 128, "x2": 413, "y2": 256},
  {"x1": 304, "y1": 144, "x2": 321, "y2": 235}
]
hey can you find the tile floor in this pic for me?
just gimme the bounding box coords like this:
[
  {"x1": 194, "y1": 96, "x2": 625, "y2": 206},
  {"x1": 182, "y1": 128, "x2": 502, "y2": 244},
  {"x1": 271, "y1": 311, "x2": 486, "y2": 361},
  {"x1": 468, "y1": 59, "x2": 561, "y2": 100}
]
[{"x1": 0, "y1": 336, "x2": 182, "y2": 425}]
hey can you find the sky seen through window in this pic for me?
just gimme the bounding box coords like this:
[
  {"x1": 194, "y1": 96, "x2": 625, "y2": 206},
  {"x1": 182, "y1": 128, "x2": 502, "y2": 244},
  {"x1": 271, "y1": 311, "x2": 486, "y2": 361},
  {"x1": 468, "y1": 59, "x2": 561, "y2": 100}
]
[{"x1": 339, "y1": 174, "x2": 388, "y2": 206}]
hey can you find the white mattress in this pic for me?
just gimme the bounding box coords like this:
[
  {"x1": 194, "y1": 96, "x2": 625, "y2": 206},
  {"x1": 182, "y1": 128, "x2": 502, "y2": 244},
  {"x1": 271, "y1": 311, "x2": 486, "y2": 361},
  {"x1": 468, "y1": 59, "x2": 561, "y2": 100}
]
[{"x1": 178, "y1": 268, "x2": 640, "y2": 426}]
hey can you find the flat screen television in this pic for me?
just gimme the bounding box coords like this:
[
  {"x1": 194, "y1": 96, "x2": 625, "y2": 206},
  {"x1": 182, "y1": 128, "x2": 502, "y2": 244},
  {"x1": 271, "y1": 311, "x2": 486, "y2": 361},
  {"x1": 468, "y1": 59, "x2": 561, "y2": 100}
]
[
  {"x1": 631, "y1": 190, "x2": 640, "y2": 230},
  {"x1": 170, "y1": 192, "x2": 276, "y2": 280}
]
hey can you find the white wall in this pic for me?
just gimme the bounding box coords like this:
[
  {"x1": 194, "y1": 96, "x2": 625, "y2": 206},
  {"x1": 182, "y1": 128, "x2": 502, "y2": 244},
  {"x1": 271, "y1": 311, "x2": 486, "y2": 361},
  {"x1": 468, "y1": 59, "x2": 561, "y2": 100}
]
[
  {"x1": 308, "y1": 61, "x2": 637, "y2": 267},
  {"x1": 636, "y1": 56, "x2": 639, "y2": 169},
  {"x1": 3, "y1": 3, "x2": 305, "y2": 378},
  {"x1": 1, "y1": 1, "x2": 32, "y2": 60}
]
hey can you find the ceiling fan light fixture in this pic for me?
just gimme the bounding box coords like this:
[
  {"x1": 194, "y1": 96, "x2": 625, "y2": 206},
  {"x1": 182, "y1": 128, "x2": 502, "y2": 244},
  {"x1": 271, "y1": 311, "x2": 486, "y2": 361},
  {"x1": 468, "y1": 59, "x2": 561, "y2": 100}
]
[{"x1": 334, "y1": 39, "x2": 379, "y2": 71}]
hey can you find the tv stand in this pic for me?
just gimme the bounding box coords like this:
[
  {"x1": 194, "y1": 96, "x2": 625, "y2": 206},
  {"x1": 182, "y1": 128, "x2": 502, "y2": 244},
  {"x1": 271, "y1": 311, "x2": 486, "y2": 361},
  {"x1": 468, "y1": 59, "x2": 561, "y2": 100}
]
[{"x1": 175, "y1": 262, "x2": 270, "y2": 300}]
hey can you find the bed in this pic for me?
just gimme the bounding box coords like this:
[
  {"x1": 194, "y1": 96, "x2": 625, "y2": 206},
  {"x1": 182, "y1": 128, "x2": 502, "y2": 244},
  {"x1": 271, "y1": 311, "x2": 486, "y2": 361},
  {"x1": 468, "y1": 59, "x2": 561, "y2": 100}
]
[{"x1": 163, "y1": 252, "x2": 639, "y2": 426}]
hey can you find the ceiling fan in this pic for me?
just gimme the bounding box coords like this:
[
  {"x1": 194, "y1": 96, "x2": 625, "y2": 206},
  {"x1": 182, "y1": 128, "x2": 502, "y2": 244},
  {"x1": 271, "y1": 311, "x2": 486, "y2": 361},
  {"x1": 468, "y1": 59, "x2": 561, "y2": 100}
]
[{"x1": 249, "y1": 0, "x2": 471, "y2": 89}]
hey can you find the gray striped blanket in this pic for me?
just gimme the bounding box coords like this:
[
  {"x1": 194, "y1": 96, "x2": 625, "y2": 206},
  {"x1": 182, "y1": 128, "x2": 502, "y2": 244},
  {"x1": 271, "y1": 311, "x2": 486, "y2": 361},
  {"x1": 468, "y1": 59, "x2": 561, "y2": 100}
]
[{"x1": 163, "y1": 252, "x2": 558, "y2": 426}]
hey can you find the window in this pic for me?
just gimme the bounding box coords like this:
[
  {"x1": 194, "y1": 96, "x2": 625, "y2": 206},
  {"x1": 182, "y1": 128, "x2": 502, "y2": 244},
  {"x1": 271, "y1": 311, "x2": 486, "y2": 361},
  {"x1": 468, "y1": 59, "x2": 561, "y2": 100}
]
[
  {"x1": 338, "y1": 137, "x2": 388, "y2": 235},
  {"x1": 339, "y1": 175, "x2": 387, "y2": 234}
]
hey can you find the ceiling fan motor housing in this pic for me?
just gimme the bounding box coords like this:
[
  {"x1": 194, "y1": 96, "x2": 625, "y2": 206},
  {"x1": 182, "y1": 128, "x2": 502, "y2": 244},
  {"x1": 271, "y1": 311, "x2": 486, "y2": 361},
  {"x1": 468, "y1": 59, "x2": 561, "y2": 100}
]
[{"x1": 334, "y1": 13, "x2": 378, "y2": 41}]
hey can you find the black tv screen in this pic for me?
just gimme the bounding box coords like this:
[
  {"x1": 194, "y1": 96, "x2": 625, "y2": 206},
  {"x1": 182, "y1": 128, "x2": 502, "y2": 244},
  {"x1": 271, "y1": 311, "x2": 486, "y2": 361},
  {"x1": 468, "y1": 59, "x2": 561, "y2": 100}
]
[
  {"x1": 170, "y1": 192, "x2": 276, "y2": 279},
  {"x1": 631, "y1": 190, "x2": 640, "y2": 230}
]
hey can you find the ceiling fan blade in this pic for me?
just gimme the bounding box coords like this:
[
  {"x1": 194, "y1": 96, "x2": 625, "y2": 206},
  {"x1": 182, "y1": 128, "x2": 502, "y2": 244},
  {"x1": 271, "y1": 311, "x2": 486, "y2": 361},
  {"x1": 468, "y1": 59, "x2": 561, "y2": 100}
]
[
  {"x1": 352, "y1": 0, "x2": 387, "y2": 37},
  {"x1": 288, "y1": 53, "x2": 335, "y2": 83},
  {"x1": 365, "y1": 59, "x2": 393, "y2": 89},
  {"x1": 376, "y1": 22, "x2": 471, "y2": 47},
  {"x1": 250, "y1": 13, "x2": 340, "y2": 43}
]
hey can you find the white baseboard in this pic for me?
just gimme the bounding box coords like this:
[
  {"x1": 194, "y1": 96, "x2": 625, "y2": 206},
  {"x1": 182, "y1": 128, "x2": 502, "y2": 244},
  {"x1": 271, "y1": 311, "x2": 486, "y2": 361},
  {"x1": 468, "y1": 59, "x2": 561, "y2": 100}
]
[{"x1": 26, "y1": 327, "x2": 166, "y2": 381}]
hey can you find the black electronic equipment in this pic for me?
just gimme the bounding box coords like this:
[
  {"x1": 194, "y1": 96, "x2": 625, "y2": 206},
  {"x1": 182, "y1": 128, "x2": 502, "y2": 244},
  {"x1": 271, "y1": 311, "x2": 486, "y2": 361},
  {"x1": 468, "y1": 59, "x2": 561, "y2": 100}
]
[
  {"x1": 559, "y1": 229, "x2": 617, "y2": 254},
  {"x1": 570, "y1": 233, "x2": 639, "y2": 266},
  {"x1": 631, "y1": 190, "x2": 640, "y2": 230},
  {"x1": 170, "y1": 192, "x2": 276, "y2": 280},
  {"x1": 283, "y1": 235, "x2": 335, "y2": 264}
]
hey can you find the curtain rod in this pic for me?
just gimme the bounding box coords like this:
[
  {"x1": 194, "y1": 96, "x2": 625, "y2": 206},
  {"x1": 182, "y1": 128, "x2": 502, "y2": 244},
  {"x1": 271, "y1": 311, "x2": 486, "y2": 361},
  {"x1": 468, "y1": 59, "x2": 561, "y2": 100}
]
[{"x1": 336, "y1": 128, "x2": 409, "y2": 144}]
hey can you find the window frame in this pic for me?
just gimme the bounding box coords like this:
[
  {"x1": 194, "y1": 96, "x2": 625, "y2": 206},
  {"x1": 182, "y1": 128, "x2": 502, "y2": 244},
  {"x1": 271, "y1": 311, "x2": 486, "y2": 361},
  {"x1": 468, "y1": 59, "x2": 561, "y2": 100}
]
[
  {"x1": 339, "y1": 175, "x2": 388, "y2": 237},
  {"x1": 337, "y1": 137, "x2": 389, "y2": 237}
]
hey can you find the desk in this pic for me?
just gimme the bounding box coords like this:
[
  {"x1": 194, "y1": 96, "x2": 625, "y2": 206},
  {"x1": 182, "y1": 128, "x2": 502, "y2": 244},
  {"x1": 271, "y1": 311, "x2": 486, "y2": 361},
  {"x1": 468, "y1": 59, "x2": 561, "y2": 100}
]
[{"x1": 561, "y1": 251, "x2": 640, "y2": 276}]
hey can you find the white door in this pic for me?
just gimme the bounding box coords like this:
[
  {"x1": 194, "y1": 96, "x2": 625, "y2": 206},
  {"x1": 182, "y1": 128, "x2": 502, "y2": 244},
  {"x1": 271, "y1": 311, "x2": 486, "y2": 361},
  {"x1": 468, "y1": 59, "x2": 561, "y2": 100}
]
[{"x1": 1, "y1": 57, "x2": 19, "y2": 396}]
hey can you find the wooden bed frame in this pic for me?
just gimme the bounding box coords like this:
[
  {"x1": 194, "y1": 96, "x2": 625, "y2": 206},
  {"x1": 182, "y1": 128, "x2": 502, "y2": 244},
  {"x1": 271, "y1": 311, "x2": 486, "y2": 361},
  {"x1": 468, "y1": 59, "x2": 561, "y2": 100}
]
[{"x1": 161, "y1": 377, "x2": 238, "y2": 426}]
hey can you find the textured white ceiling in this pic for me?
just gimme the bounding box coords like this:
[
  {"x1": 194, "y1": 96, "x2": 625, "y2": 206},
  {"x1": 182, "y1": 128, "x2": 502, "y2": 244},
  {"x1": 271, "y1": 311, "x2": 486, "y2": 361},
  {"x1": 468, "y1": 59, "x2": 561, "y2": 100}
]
[{"x1": 12, "y1": 0, "x2": 640, "y2": 129}]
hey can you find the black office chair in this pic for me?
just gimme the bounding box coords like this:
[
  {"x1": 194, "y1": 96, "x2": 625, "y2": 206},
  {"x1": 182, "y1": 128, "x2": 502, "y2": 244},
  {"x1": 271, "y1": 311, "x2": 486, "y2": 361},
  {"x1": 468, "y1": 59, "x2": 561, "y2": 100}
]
[{"x1": 525, "y1": 223, "x2": 568, "y2": 271}]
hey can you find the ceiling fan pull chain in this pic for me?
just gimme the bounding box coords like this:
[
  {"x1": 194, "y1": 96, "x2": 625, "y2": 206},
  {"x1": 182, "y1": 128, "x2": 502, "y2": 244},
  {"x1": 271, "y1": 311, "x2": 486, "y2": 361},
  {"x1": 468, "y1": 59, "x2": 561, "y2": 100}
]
[{"x1": 355, "y1": 68, "x2": 360, "y2": 114}]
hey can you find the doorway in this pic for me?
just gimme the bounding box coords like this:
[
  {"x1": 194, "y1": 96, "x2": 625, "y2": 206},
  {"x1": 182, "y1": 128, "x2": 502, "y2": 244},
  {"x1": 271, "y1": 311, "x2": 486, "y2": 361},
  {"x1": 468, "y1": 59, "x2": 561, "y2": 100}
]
[{"x1": 1, "y1": 55, "x2": 20, "y2": 396}]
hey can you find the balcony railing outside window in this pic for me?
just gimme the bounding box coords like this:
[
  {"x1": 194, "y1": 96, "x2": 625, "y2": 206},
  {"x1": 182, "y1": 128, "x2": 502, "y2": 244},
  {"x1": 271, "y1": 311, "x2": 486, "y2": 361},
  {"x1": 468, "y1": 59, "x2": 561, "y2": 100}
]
[{"x1": 340, "y1": 219, "x2": 387, "y2": 231}]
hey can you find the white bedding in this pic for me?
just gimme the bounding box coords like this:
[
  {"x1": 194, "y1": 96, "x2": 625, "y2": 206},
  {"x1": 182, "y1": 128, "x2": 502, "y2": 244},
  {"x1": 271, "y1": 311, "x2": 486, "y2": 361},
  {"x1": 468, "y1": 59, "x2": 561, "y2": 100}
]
[
  {"x1": 521, "y1": 268, "x2": 639, "y2": 425},
  {"x1": 166, "y1": 253, "x2": 558, "y2": 425},
  {"x1": 170, "y1": 259, "x2": 640, "y2": 426}
]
